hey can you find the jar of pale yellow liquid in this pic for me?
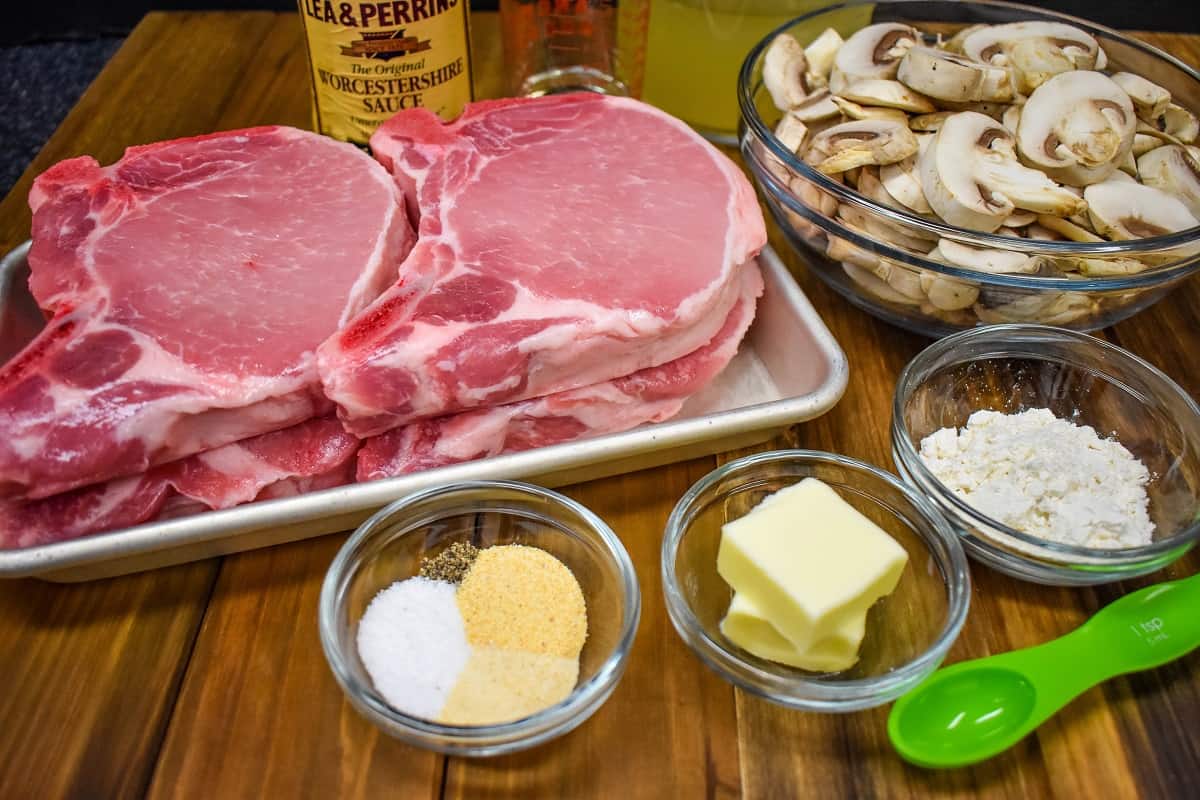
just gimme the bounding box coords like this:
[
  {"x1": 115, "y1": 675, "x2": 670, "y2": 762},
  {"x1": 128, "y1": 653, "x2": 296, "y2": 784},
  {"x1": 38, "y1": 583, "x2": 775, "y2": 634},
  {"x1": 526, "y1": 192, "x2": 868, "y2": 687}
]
[{"x1": 642, "y1": 0, "x2": 870, "y2": 141}]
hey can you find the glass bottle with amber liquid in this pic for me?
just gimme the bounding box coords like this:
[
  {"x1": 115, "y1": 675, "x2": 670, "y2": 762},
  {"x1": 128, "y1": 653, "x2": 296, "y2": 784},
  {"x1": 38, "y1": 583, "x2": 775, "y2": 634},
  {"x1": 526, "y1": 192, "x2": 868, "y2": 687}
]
[{"x1": 297, "y1": 0, "x2": 474, "y2": 144}]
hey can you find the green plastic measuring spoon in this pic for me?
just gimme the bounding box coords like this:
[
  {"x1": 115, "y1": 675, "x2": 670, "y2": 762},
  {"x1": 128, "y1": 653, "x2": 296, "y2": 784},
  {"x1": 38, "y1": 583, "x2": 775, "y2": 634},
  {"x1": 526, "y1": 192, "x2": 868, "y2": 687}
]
[{"x1": 888, "y1": 573, "x2": 1200, "y2": 769}]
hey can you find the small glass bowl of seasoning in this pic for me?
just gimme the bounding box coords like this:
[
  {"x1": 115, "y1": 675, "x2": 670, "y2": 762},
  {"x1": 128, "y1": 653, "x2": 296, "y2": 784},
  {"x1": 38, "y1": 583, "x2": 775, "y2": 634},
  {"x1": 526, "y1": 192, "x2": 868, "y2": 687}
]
[
  {"x1": 892, "y1": 324, "x2": 1200, "y2": 586},
  {"x1": 319, "y1": 480, "x2": 640, "y2": 756},
  {"x1": 662, "y1": 450, "x2": 970, "y2": 712}
]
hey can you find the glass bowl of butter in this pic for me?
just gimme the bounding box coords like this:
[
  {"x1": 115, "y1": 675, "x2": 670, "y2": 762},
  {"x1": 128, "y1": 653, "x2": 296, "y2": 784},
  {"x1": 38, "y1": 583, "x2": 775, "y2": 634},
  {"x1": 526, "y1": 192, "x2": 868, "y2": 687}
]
[
  {"x1": 892, "y1": 324, "x2": 1200, "y2": 586},
  {"x1": 661, "y1": 450, "x2": 970, "y2": 712}
]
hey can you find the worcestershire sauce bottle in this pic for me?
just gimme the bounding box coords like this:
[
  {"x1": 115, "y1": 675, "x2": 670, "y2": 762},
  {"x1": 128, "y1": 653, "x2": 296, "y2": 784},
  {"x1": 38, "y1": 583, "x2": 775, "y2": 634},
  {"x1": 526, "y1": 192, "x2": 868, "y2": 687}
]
[{"x1": 297, "y1": 0, "x2": 474, "y2": 143}]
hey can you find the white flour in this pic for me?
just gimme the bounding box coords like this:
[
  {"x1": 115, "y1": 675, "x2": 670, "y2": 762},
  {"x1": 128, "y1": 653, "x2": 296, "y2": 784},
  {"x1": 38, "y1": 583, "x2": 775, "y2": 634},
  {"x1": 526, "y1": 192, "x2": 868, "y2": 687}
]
[{"x1": 919, "y1": 408, "x2": 1154, "y2": 549}]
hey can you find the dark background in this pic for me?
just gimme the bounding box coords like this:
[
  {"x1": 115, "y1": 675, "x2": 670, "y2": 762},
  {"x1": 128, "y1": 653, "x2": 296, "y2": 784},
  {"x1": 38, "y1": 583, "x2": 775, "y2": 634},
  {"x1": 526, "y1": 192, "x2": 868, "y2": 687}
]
[{"x1": 2, "y1": 0, "x2": 1197, "y2": 44}]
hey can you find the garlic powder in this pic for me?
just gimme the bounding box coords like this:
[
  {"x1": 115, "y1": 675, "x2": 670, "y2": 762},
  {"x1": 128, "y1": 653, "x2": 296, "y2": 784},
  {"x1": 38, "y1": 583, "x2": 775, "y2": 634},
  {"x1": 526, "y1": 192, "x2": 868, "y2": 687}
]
[{"x1": 919, "y1": 408, "x2": 1154, "y2": 549}]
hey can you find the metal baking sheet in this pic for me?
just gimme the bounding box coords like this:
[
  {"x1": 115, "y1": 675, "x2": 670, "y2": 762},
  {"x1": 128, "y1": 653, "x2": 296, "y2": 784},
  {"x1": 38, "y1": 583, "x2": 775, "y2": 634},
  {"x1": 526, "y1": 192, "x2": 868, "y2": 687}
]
[{"x1": 0, "y1": 242, "x2": 847, "y2": 581}]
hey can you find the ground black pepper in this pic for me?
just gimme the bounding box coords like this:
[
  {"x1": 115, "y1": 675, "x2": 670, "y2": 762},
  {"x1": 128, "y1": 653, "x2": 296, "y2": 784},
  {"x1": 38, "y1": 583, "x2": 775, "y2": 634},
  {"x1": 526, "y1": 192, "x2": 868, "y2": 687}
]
[{"x1": 419, "y1": 541, "x2": 479, "y2": 583}]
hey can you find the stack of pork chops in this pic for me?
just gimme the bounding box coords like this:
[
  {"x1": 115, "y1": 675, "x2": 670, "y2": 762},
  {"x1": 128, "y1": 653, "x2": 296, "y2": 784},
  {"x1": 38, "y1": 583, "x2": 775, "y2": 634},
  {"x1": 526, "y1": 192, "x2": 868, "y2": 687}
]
[{"x1": 0, "y1": 94, "x2": 766, "y2": 547}]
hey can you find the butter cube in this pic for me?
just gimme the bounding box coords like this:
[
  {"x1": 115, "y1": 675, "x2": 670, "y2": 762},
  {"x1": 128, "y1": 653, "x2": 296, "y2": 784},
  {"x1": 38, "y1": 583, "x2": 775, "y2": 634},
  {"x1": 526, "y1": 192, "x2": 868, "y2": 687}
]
[
  {"x1": 716, "y1": 477, "x2": 908, "y2": 652},
  {"x1": 721, "y1": 591, "x2": 867, "y2": 672}
]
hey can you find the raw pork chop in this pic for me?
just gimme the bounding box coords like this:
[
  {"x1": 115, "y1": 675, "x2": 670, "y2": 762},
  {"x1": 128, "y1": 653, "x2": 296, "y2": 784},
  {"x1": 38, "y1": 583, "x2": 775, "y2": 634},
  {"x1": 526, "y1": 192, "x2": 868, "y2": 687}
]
[
  {"x1": 0, "y1": 417, "x2": 359, "y2": 548},
  {"x1": 320, "y1": 94, "x2": 767, "y2": 437},
  {"x1": 0, "y1": 127, "x2": 411, "y2": 499},
  {"x1": 357, "y1": 263, "x2": 763, "y2": 480}
]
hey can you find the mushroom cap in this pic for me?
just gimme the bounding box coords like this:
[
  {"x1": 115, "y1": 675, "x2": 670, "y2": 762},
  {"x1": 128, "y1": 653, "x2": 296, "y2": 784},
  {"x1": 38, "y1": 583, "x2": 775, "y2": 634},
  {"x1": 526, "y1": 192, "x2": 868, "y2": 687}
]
[
  {"x1": 909, "y1": 111, "x2": 954, "y2": 132},
  {"x1": 961, "y1": 21, "x2": 1101, "y2": 93},
  {"x1": 763, "y1": 34, "x2": 811, "y2": 110},
  {"x1": 1084, "y1": 180, "x2": 1199, "y2": 239},
  {"x1": 897, "y1": 46, "x2": 1013, "y2": 103},
  {"x1": 831, "y1": 96, "x2": 910, "y2": 122},
  {"x1": 1136, "y1": 145, "x2": 1200, "y2": 218},
  {"x1": 1111, "y1": 72, "x2": 1172, "y2": 121},
  {"x1": 1162, "y1": 104, "x2": 1200, "y2": 144},
  {"x1": 838, "y1": 79, "x2": 937, "y2": 113},
  {"x1": 1015, "y1": 71, "x2": 1135, "y2": 186},
  {"x1": 805, "y1": 28, "x2": 844, "y2": 82},
  {"x1": 920, "y1": 111, "x2": 1085, "y2": 232},
  {"x1": 935, "y1": 238, "x2": 1044, "y2": 273},
  {"x1": 881, "y1": 142, "x2": 934, "y2": 215},
  {"x1": 773, "y1": 112, "x2": 809, "y2": 153},
  {"x1": 788, "y1": 88, "x2": 841, "y2": 122},
  {"x1": 809, "y1": 119, "x2": 919, "y2": 174},
  {"x1": 831, "y1": 23, "x2": 919, "y2": 91}
]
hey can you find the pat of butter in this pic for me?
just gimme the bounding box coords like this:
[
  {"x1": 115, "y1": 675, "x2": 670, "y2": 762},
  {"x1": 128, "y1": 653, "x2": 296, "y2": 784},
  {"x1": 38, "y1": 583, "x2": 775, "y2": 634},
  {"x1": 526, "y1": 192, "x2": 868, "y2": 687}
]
[
  {"x1": 721, "y1": 591, "x2": 867, "y2": 672},
  {"x1": 716, "y1": 477, "x2": 908, "y2": 652}
]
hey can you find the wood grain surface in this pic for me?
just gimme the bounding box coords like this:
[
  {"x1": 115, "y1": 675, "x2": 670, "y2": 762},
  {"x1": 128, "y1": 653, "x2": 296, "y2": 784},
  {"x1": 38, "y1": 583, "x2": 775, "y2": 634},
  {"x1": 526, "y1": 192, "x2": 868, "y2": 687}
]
[{"x1": 0, "y1": 11, "x2": 1198, "y2": 799}]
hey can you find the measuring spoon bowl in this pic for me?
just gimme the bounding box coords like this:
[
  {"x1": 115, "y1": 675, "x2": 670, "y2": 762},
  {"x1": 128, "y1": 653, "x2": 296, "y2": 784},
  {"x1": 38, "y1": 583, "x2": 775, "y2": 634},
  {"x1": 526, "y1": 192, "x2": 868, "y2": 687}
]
[{"x1": 888, "y1": 573, "x2": 1200, "y2": 768}]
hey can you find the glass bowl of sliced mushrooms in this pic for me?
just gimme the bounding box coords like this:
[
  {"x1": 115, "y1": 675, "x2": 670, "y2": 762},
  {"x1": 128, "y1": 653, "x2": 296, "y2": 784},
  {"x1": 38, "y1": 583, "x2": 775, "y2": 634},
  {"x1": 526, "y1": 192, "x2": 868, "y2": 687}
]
[{"x1": 739, "y1": 0, "x2": 1200, "y2": 336}]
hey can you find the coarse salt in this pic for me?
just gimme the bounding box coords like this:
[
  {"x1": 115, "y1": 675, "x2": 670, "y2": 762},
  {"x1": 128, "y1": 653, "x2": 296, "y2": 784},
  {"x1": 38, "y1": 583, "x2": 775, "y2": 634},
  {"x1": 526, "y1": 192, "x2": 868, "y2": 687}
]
[
  {"x1": 356, "y1": 576, "x2": 470, "y2": 720},
  {"x1": 919, "y1": 408, "x2": 1154, "y2": 549}
]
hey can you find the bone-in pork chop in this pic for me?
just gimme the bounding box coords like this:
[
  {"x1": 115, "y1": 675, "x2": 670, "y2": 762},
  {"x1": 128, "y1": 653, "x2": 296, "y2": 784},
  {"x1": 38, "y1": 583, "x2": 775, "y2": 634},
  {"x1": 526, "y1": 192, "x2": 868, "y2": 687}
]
[
  {"x1": 0, "y1": 417, "x2": 360, "y2": 548},
  {"x1": 320, "y1": 94, "x2": 767, "y2": 436},
  {"x1": 0, "y1": 127, "x2": 411, "y2": 499},
  {"x1": 357, "y1": 263, "x2": 764, "y2": 480}
]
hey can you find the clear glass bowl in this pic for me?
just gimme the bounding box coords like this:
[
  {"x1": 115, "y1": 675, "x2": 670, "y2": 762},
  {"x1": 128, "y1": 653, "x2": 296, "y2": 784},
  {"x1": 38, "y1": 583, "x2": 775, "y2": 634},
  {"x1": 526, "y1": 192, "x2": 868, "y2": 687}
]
[
  {"x1": 319, "y1": 480, "x2": 640, "y2": 756},
  {"x1": 738, "y1": 0, "x2": 1200, "y2": 337},
  {"x1": 661, "y1": 450, "x2": 970, "y2": 712},
  {"x1": 892, "y1": 325, "x2": 1200, "y2": 585}
]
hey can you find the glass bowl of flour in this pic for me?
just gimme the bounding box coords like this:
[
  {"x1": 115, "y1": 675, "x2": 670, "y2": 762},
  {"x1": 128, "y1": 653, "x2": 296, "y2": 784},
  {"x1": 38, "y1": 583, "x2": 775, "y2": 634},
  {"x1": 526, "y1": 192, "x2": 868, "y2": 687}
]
[{"x1": 892, "y1": 325, "x2": 1200, "y2": 585}]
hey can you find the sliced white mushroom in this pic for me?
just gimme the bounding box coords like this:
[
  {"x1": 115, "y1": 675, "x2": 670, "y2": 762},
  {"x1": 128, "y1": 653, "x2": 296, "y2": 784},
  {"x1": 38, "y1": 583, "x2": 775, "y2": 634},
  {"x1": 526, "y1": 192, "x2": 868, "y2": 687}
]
[
  {"x1": 1136, "y1": 119, "x2": 1185, "y2": 148},
  {"x1": 1003, "y1": 209, "x2": 1037, "y2": 227},
  {"x1": 773, "y1": 112, "x2": 809, "y2": 153},
  {"x1": 961, "y1": 22, "x2": 1102, "y2": 94},
  {"x1": 1162, "y1": 104, "x2": 1199, "y2": 144},
  {"x1": 880, "y1": 141, "x2": 934, "y2": 214},
  {"x1": 856, "y1": 166, "x2": 902, "y2": 208},
  {"x1": 1084, "y1": 180, "x2": 1199, "y2": 239},
  {"x1": 763, "y1": 34, "x2": 811, "y2": 110},
  {"x1": 829, "y1": 237, "x2": 883, "y2": 271},
  {"x1": 1052, "y1": 256, "x2": 1151, "y2": 276},
  {"x1": 943, "y1": 24, "x2": 988, "y2": 55},
  {"x1": 841, "y1": 262, "x2": 923, "y2": 305},
  {"x1": 937, "y1": 100, "x2": 1011, "y2": 121},
  {"x1": 1002, "y1": 104, "x2": 1021, "y2": 135},
  {"x1": 975, "y1": 292, "x2": 1095, "y2": 325},
  {"x1": 1026, "y1": 223, "x2": 1063, "y2": 241},
  {"x1": 884, "y1": 264, "x2": 927, "y2": 300},
  {"x1": 1133, "y1": 132, "x2": 1167, "y2": 157},
  {"x1": 1035, "y1": 213, "x2": 1104, "y2": 242},
  {"x1": 1118, "y1": 147, "x2": 1138, "y2": 177},
  {"x1": 909, "y1": 111, "x2": 954, "y2": 132},
  {"x1": 838, "y1": 202, "x2": 937, "y2": 253},
  {"x1": 1015, "y1": 71, "x2": 1136, "y2": 186},
  {"x1": 831, "y1": 96, "x2": 910, "y2": 123},
  {"x1": 896, "y1": 46, "x2": 1013, "y2": 103},
  {"x1": 809, "y1": 119, "x2": 920, "y2": 174},
  {"x1": 838, "y1": 79, "x2": 937, "y2": 113},
  {"x1": 830, "y1": 23, "x2": 920, "y2": 93},
  {"x1": 1137, "y1": 145, "x2": 1200, "y2": 218},
  {"x1": 919, "y1": 270, "x2": 980, "y2": 310},
  {"x1": 919, "y1": 111, "x2": 1086, "y2": 232},
  {"x1": 1110, "y1": 72, "x2": 1171, "y2": 121},
  {"x1": 789, "y1": 88, "x2": 842, "y2": 122},
  {"x1": 804, "y1": 28, "x2": 844, "y2": 85},
  {"x1": 792, "y1": 177, "x2": 840, "y2": 219},
  {"x1": 934, "y1": 238, "x2": 1045, "y2": 274}
]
